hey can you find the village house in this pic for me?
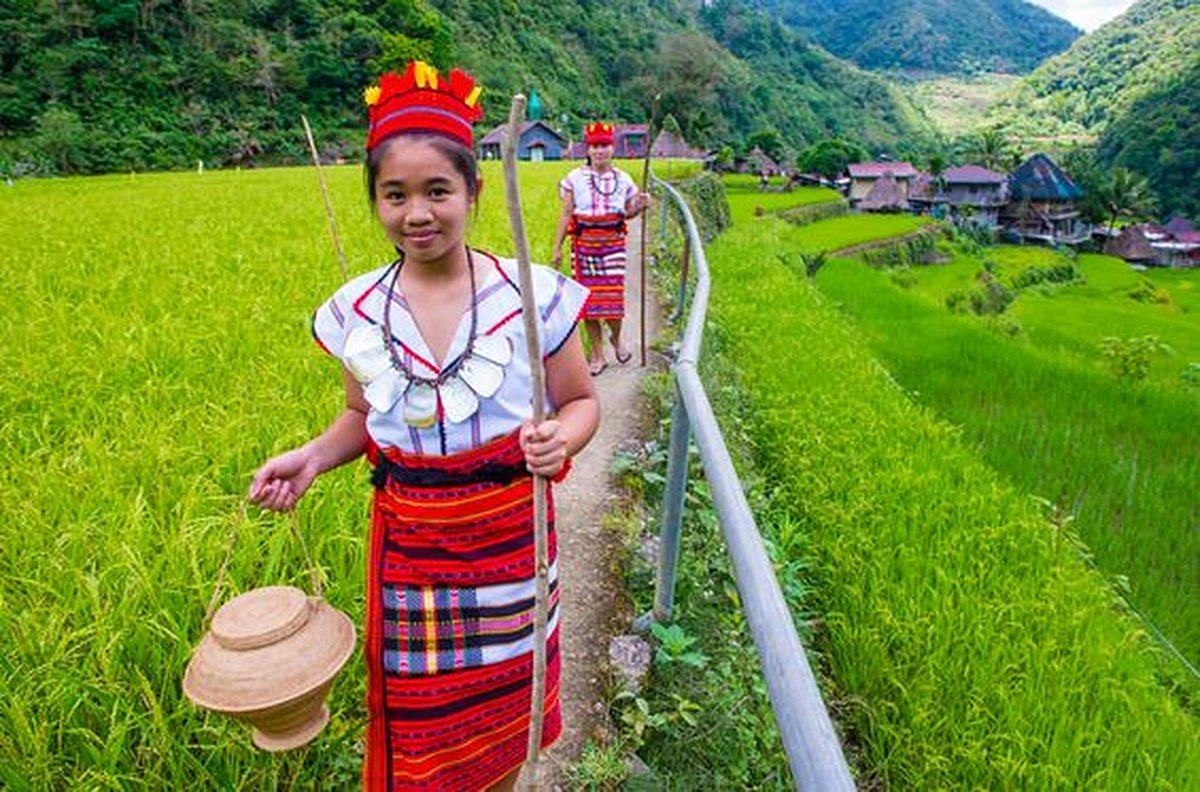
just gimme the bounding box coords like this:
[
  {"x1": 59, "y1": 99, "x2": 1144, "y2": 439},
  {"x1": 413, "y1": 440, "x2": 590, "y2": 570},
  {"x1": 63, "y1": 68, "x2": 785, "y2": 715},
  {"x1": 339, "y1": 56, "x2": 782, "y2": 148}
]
[
  {"x1": 746, "y1": 147, "x2": 781, "y2": 177},
  {"x1": 859, "y1": 173, "x2": 908, "y2": 213},
  {"x1": 1103, "y1": 221, "x2": 1200, "y2": 268},
  {"x1": 478, "y1": 120, "x2": 568, "y2": 161},
  {"x1": 847, "y1": 162, "x2": 918, "y2": 210},
  {"x1": 937, "y1": 165, "x2": 1009, "y2": 228},
  {"x1": 1150, "y1": 230, "x2": 1200, "y2": 267},
  {"x1": 1103, "y1": 225, "x2": 1157, "y2": 266},
  {"x1": 649, "y1": 129, "x2": 707, "y2": 160},
  {"x1": 1000, "y1": 153, "x2": 1091, "y2": 246}
]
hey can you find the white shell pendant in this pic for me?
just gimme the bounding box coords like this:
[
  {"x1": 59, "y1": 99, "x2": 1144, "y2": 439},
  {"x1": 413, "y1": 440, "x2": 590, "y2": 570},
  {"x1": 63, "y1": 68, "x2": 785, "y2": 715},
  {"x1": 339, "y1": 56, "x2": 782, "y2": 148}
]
[
  {"x1": 440, "y1": 375, "x2": 480, "y2": 424},
  {"x1": 458, "y1": 354, "x2": 505, "y2": 399},
  {"x1": 362, "y1": 368, "x2": 408, "y2": 413},
  {"x1": 343, "y1": 326, "x2": 392, "y2": 384},
  {"x1": 472, "y1": 333, "x2": 513, "y2": 366},
  {"x1": 403, "y1": 383, "x2": 438, "y2": 428}
]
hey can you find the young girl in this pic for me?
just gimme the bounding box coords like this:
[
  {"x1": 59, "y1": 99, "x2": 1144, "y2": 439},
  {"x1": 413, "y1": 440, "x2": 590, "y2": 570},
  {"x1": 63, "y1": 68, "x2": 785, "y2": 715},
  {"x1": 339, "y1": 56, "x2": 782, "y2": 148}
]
[
  {"x1": 248, "y1": 61, "x2": 599, "y2": 792},
  {"x1": 551, "y1": 122, "x2": 650, "y2": 375}
]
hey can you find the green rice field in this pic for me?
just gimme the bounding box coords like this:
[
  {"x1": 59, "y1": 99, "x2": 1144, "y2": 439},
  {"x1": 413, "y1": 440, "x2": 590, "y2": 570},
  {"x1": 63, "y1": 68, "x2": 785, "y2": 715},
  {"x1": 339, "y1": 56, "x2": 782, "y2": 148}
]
[
  {"x1": 0, "y1": 161, "x2": 576, "y2": 788},
  {"x1": 691, "y1": 196, "x2": 1199, "y2": 787},
  {"x1": 3, "y1": 166, "x2": 1197, "y2": 789},
  {"x1": 813, "y1": 242, "x2": 1200, "y2": 665}
]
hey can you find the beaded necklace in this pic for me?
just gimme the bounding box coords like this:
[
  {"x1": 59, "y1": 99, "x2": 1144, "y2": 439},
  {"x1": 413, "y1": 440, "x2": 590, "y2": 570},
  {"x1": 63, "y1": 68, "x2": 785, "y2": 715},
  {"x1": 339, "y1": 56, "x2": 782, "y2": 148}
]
[
  {"x1": 588, "y1": 166, "x2": 620, "y2": 198},
  {"x1": 381, "y1": 247, "x2": 477, "y2": 386},
  {"x1": 355, "y1": 247, "x2": 510, "y2": 428}
]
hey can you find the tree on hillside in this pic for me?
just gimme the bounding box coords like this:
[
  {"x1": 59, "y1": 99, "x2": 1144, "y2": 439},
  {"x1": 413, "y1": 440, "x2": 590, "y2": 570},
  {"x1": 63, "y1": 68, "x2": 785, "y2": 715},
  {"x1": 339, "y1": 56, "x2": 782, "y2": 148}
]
[
  {"x1": 1097, "y1": 167, "x2": 1157, "y2": 234},
  {"x1": 796, "y1": 138, "x2": 866, "y2": 182},
  {"x1": 747, "y1": 128, "x2": 784, "y2": 165},
  {"x1": 638, "y1": 33, "x2": 725, "y2": 148}
]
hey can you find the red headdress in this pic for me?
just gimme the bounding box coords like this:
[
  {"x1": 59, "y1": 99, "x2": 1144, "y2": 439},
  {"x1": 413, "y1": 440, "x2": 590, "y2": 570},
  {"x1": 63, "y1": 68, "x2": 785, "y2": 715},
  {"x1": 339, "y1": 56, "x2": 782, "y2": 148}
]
[
  {"x1": 364, "y1": 61, "x2": 484, "y2": 152},
  {"x1": 584, "y1": 122, "x2": 614, "y2": 146}
]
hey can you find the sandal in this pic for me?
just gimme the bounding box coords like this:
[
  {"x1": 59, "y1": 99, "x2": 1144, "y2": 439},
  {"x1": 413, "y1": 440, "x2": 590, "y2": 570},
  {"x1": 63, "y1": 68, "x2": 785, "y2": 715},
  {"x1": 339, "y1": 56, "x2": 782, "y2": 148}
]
[
  {"x1": 614, "y1": 348, "x2": 633, "y2": 366},
  {"x1": 589, "y1": 359, "x2": 608, "y2": 376}
]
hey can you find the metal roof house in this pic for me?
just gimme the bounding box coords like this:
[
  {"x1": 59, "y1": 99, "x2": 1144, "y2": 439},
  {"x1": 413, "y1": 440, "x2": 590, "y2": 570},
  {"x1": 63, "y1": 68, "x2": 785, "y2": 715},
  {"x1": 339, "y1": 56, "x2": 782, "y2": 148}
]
[
  {"x1": 1000, "y1": 153, "x2": 1091, "y2": 246},
  {"x1": 478, "y1": 120, "x2": 568, "y2": 162},
  {"x1": 909, "y1": 164, "x2": 1009, "y2": 227}
]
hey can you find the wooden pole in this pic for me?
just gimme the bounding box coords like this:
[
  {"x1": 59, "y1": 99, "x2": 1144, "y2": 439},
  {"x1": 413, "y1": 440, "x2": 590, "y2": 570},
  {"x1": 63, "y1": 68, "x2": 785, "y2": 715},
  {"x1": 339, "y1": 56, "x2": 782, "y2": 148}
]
[
  {"x1": 501, "y1": 94, "x2": 550, "y2": 789},
  {"x1": 301, "y1": 115, "x2": 349, "y2": 283},
  {"x1": 638, "y1": 94, "x2": 660, "y2": 367}
]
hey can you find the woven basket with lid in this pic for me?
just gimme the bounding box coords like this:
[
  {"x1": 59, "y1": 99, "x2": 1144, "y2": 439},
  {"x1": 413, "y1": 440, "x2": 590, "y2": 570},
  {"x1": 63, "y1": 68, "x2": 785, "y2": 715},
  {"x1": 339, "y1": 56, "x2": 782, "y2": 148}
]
[{"x1": 183, "y1": 514, "x2": 355, "y2": 752}]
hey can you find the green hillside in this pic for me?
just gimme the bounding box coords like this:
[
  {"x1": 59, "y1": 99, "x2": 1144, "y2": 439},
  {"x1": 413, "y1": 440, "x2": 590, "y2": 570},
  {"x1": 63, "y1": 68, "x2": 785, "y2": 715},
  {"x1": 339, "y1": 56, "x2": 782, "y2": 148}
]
[
  {"x1": 987, "y1": 0, "x2": 1200, "y2": 218},
  {"x1": 0, "y1": 0, "x2": 934, "y2": 176},
  {"x1": 1099, "y1": 56, "x2": 1200, "y2": 218},
  {"x1": 747, "y1": 0, "x2": 1079, "y2": 74},
  {"x1": 989, "y1": 0, "x2": 1200, "y2": 137}
]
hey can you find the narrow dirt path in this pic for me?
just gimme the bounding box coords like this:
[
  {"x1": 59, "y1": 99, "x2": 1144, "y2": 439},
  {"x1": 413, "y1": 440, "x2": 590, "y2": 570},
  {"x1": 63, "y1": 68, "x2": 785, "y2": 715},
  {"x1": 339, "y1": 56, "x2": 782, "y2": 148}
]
[{"x1": 536, "y1": 217, "x2": 661, "y2": 788}]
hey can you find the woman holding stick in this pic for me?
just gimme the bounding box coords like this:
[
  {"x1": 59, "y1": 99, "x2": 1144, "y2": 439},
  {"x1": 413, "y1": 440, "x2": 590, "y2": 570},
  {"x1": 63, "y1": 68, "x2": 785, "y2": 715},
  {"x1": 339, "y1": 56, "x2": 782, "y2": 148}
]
[
  {"x1": 248, "y1": 60, "x2": 598, "y2": 791},
  {"x1": 552, "y1": 122, "x2": 650, "y2": 375}
]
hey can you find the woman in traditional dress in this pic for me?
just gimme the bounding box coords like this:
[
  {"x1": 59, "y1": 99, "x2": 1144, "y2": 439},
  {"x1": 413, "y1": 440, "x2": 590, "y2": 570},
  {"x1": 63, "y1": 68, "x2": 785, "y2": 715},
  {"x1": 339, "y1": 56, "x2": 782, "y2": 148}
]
[
  {"x1": 248, "y1": 60, "x2": 599, "y2": 791},
  {"x1": 551, "y1": 122, "x2": 650, "y2": 375}
]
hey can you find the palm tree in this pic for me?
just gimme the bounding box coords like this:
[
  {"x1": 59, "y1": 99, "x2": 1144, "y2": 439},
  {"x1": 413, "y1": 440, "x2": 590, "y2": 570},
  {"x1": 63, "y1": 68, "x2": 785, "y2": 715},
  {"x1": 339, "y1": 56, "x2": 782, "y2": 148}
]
[
  {"x1": 974, "y1": 127, "x2": 1010, "y2": 171},
  {"x1": 927, "y1": 153, "x2": 947, "y2": 192},
  {"x1": 1098, "y1": 167, "x2": 1157, "y2": 235}
]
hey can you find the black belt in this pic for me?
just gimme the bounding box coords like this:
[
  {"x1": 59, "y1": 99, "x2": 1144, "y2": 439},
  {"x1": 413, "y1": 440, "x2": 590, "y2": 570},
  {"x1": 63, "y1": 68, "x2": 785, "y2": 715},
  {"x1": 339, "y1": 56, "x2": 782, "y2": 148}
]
[
  {"x1": 371, "y1": 453, "x2": 529, "y2": 490},
  {"x1": 572, "y1": 217, "x2": 626, "y2": 234}
]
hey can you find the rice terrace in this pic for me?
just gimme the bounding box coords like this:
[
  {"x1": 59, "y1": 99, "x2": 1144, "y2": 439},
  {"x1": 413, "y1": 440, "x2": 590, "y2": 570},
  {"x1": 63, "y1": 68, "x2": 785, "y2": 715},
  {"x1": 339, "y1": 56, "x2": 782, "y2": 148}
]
[
  {"x1": 0, "y1": 154, "x2": 1196, "y2": 788},
  {"x1": 3, "y1": 0, "x2": 1200, "y2": 788}
]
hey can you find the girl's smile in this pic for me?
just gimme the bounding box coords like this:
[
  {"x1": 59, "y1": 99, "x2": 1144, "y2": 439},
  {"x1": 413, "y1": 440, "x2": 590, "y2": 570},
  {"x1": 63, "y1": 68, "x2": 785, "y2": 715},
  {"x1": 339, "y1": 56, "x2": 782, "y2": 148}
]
[{"x1": 373, "y1": 140, "x2": 473, "y2": 268}]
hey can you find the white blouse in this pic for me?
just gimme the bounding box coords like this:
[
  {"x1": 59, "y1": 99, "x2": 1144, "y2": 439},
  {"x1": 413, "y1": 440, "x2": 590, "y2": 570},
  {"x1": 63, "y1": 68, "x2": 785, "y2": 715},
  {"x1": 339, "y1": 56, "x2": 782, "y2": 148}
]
[
  {"x1": 559, "y1": 166, "x2": 638, "y2": 217},
  {"x1": 312, "y1": 251, "x2": 588, "y2": 455}
]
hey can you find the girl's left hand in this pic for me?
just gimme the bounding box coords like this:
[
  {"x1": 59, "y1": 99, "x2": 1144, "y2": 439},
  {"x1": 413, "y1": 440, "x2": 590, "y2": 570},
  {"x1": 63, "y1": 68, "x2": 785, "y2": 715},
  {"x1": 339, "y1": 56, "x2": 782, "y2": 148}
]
[{"x1": 520, "y1": 418, "x2": 569, "y2": 478}]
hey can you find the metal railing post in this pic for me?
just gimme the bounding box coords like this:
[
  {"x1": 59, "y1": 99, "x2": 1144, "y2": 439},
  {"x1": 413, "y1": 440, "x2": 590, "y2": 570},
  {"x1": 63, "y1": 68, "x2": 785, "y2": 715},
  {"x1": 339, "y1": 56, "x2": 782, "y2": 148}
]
[
  {"x1": 659, "y1": 190, "x2": 668, "y2": 245},
  {"x1": 654, "y1": 385, "x2": 690, "y2": 622},
  {"x1": 639, "y1": 175, "x2": 856, "y2": 791},
  {"x1": 670, "y1": 231, "x2": 690, "y2": 324}
]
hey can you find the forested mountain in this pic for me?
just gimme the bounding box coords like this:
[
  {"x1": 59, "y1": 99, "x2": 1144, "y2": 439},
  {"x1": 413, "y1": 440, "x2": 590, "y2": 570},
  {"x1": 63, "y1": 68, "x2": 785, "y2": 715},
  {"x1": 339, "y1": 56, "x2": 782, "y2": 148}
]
[
  {"x1": 989, "y1": 0, "x2": 1200, "y2": 137},
  {"x1": 1098, "y1": 56, "x2": 1200, "y2": 218},
  {"x1": 989, "y1": 0, "x2": 1200, "y2": 217},
  {"x1": 0, "y1": 0, "x2": 934, "y2": 176},
  {"x1": 746, "y1": 0, "x2": 1080, "y2": 74}
]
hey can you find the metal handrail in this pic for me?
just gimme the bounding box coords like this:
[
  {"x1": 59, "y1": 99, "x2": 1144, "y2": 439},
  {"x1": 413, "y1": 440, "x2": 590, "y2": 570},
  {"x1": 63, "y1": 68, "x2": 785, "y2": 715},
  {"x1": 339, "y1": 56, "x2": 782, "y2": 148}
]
[{"x1": 643, "y1": 175, "x2": 855, "y2": 791}]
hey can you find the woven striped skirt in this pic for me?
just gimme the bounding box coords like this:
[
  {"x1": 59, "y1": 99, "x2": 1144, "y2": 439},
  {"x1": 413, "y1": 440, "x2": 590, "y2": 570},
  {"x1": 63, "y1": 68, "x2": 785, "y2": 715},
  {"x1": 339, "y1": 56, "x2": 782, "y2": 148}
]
[
  {"x1": 363, "y1": 430, "x2": 561, "y2": 791},
  {"x1": 570, "y1": 212, "x2": 628, "y2": 320}
]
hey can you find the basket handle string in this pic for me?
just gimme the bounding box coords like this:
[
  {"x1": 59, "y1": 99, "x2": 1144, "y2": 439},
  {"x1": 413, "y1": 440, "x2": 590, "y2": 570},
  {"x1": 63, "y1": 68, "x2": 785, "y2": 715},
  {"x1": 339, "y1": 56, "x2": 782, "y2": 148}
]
[{"x1": 203, "y1": 503, "x2": 324, "y2": 627}]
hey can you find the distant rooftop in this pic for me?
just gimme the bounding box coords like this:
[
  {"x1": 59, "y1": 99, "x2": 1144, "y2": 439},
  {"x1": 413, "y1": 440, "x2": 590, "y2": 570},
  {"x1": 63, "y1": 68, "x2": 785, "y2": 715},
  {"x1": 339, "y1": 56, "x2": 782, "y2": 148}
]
[
  {"x1": 1008, "y1": 153, "x2": 1082, "y2": 201},
  {"x1": 848, "y1": 162, "x2": 918, "y2": 179},
  {"x1": 944, "y1": 165, "x2": 1006, "y2": 184}
]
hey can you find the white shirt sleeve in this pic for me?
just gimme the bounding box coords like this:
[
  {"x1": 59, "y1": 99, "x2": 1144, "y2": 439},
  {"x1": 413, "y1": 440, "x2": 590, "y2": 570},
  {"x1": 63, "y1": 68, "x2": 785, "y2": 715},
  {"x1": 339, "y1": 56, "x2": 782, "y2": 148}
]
[{"x1": 533, "y1": 264, "x2": 589, "y2": 356}]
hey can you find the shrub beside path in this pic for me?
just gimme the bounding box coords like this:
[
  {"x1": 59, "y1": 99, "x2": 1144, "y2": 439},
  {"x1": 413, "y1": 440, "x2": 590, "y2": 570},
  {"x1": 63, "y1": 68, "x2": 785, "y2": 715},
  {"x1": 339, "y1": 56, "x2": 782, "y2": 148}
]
[{"x1": 534, "y1": 217, "x2": 662, "y2": 787}]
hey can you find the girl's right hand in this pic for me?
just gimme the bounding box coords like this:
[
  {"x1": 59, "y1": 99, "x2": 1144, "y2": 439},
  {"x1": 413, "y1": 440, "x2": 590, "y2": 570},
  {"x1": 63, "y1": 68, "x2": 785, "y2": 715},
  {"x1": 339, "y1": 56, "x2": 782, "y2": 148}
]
[{"x1": 248, "y1": 447, "x2": 319, "y2": 512}]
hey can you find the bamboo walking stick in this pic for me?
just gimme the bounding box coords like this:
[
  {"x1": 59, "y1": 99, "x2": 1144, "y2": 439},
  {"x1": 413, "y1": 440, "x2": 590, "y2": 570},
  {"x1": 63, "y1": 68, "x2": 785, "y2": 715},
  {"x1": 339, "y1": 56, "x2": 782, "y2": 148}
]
[
  {"x1": 501, "y1": 94, "x2": 550, "y2": 788},
  {"x1": 301, "y1": 115, "x2": 350, "y2": 283}
]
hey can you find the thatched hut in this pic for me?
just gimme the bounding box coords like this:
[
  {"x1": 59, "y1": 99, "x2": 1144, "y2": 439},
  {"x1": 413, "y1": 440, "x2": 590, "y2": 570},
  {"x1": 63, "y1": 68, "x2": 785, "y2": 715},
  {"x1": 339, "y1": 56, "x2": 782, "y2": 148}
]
[
  {"x1": 860, "y1": 174, "x2": 907, "y2": 213},
  {"x1": 1104, "y1": 226, "x2": 1157, "y2": 263}
]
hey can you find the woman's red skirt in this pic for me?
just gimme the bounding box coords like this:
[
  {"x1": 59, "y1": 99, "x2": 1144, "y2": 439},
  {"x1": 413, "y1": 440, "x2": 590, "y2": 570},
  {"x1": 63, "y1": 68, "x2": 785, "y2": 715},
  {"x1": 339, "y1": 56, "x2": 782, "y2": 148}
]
[
  {"x1": 362, "y1": 430, "x2": 561, "y2": 791},
  {"x1": 570, "y1": 212, "x2": 628, "y2": 319}
]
